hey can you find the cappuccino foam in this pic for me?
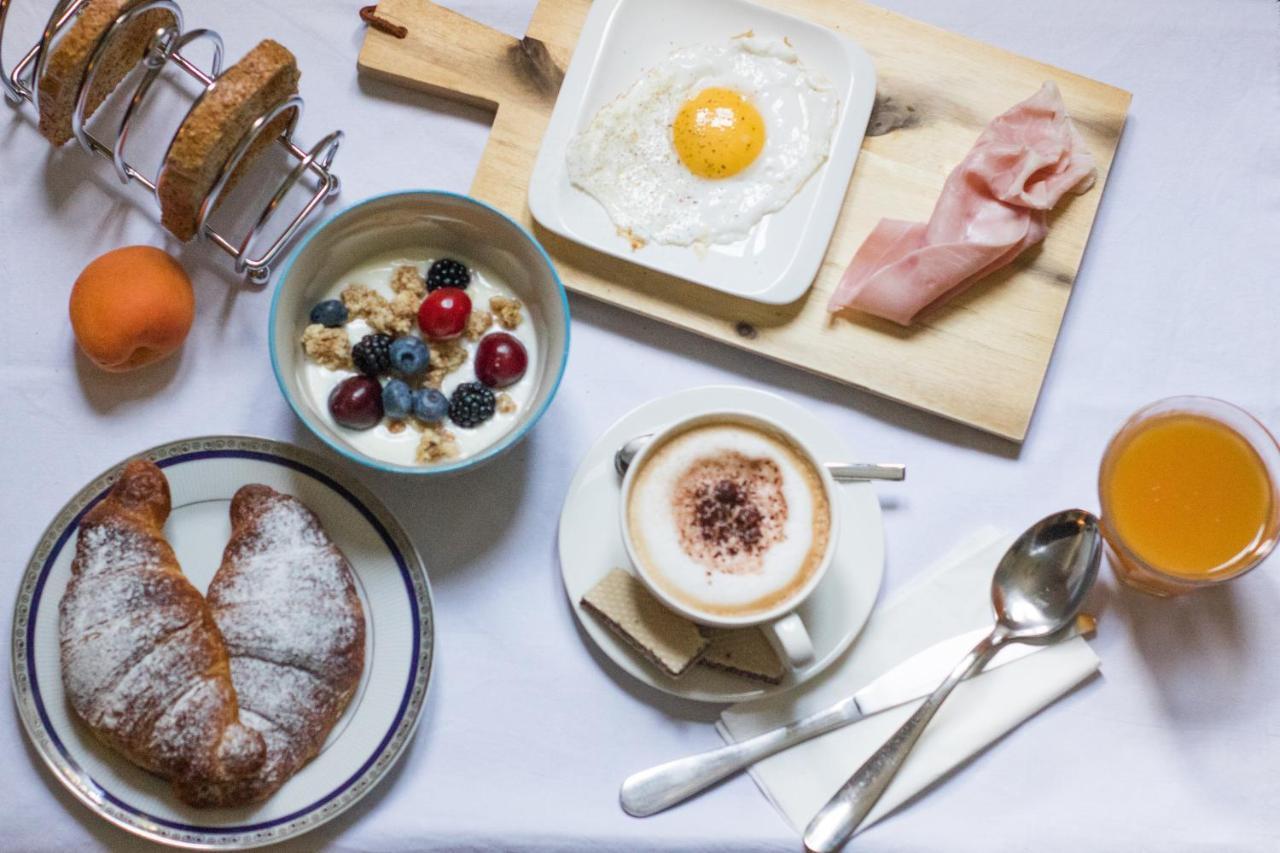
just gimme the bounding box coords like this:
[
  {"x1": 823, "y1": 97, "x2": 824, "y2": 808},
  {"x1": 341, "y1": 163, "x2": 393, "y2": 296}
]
[{"x1": 627, "y1": 421, "x2": 831, "y2": 618}]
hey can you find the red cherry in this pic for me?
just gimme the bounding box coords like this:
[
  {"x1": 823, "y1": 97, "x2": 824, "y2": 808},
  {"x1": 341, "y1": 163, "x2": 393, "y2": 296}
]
[
  {"x1": 417, "y1": 288, "x2": 471, "y2": 340},
  {"x1": 328, "y1": 375, "x2": 383, "y2": 429},
  {"x1": 474, "y1": 332, "x2": 528, "y2": 388}
]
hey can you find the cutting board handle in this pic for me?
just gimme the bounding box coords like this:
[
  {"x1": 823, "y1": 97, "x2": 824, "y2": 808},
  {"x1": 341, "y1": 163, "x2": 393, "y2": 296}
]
[{"x1": 358, "y1": 0, "x2": 565, "y2": 112}]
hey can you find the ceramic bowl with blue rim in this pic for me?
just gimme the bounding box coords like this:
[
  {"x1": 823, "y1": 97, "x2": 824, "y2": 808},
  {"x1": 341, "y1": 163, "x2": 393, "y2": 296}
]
[{"x1": 271, "y1": 191, "x2": 570, "y2": 475}]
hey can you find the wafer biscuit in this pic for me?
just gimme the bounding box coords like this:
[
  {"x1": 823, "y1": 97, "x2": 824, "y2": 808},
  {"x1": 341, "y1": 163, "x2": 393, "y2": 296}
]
[
  {"x1": 698, "y1": 627, "x2": 785, "y2": 685},
  {"x1": 580, "y1": 569, "x2": 708, "y2": 677}
]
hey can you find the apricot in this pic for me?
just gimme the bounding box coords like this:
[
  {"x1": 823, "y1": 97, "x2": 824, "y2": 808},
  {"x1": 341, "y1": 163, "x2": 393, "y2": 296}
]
[{"x1": 69, "y1": 246, "x2": 195, "y2": 372}]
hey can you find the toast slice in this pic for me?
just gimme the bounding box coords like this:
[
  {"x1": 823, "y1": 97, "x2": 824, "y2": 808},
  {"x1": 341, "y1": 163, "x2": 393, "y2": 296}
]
[
  {"x1": 158, "y1": 39, "x2": 299, "y2": 241},
  {"x1": 38, "y1": 0, "x2": 177, "y2": 145}
]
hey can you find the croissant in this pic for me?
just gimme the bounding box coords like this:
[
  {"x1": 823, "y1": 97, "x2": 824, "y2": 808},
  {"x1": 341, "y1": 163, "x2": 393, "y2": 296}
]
[
  {"x1": 187, "y1": 484, "x2": 366, "y2": 806},
  {"x1": 59, "y1": 460, "x2": 265, "y2": 802}
]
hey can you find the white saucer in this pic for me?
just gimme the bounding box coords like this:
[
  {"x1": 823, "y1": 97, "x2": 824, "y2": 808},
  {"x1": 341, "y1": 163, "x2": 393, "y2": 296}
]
[{"x1": 558, "y1": 386, "x2": 884, "y2": 703}]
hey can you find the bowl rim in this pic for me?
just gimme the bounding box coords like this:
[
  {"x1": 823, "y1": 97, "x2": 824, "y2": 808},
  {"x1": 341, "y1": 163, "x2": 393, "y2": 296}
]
[{"x1": 269, "y1": 189, "x2": 571, "y2": 476}]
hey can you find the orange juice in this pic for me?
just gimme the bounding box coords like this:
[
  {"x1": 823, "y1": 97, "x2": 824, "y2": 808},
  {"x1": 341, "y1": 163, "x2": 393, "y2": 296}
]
[{"x1": 1100, "y1": 402, "x2": 1279, "y2": 591}]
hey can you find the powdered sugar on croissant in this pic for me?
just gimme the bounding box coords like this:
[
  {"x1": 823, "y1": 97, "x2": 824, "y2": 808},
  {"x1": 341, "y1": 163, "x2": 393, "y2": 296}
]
[
  {"x1": 59, "y1": 461, "x2": 265, "y2": 801},
  {"x1": 190, "y1": 484, "x2": 366, "y2": 806}
]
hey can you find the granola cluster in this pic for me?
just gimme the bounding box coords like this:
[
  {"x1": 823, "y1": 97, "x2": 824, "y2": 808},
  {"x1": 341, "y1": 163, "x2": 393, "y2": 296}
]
[
  {"x1": 390, "y1": 264, "x2": 427, "y2": 297},
  {"x1": 465, "y1": 310, "x2": 493, "y2": 341},
  {"x1": 490, "y1": 296, "x2": 523, "y2": 330},
  {"x1": 415, "y1": 423, "x2": 460, "y2": 463},
  {"x1": 300, "y1": 324, "x2": 352, "y2": 370},
  {"x1": 425, "y1": 340, "x2": 468, "y2": 388},
  {"x1": 342, "y1": 280, "x2": 418, "y2": 336}
]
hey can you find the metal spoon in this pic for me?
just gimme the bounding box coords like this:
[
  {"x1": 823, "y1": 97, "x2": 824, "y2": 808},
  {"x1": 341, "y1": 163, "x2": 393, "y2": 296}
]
[
  {"x1": 619, "y1": 614, "x2": 1094, "y2": 818},
  {"x1": 613, "y1": 433, "x2": 906, "y2": 482},
  {"x1": 803, "y1": 509, "x2": 1103, "y2": 853}
]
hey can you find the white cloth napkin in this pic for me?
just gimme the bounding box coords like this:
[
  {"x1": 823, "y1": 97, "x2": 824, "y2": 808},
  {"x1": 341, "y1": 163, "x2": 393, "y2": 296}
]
[{"x1": 716, "y1": 527, "x2": 1101, "y2": 835}]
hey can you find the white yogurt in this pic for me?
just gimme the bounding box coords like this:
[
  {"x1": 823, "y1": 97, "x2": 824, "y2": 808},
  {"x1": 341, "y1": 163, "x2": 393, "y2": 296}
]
[{"x1": 299, "y1": 250, "x2": 540, "y2": 466}]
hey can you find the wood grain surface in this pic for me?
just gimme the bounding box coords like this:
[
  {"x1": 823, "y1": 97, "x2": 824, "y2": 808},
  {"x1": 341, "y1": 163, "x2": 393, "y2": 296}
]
[{"x1": 357, "y1": 0, "x2": 1131, "y2": 441}]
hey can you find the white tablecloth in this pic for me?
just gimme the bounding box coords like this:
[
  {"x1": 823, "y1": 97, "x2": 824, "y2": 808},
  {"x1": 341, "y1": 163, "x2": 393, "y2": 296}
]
[{"x1": 2, "y1": 0, "x2": 1278, "y2": 850}]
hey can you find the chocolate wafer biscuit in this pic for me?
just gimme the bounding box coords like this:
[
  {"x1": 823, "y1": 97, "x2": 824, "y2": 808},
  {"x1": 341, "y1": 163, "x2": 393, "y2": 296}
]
[
  {"x1": 580, "y1": 569, "x2": 708, "y2": 678},
  {"x1": 698, "y1": 627, "x2": 785, "y2": 685}
]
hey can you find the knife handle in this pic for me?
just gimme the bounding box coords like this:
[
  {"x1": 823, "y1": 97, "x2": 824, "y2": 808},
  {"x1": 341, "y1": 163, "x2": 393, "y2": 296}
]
[
  {"x1": 803, "y1": 633, "x2": 1004, "y2": 853},
  {"x1": 620, "y1": 701, "x2": 857, "y2": 817}
]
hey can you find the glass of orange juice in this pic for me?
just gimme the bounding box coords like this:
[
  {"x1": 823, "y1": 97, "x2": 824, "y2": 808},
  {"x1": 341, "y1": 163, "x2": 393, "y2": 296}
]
[{"x1": 1098, "y1": 396, "x2": 1280, "y2": 596}]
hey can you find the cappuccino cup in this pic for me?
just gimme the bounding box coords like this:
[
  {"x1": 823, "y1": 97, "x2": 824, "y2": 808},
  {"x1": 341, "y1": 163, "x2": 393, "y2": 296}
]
[{"x1": 620, "y1": 411, "x2": 840, "y2": 670}]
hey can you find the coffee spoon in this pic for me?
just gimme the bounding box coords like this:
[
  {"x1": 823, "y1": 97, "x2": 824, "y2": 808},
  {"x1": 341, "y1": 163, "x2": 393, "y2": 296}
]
[
  {"x1": 613, "y1": 433, "x2": 906, "y2": 482},
  {"x1": 803, "y1": 509, "x2": 1103, "y2": 852}
]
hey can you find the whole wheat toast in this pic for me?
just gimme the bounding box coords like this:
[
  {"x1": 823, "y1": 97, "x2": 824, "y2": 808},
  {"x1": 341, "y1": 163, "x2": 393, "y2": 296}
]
[
  {"x1": 38, "y1": 0, "x2": 177, "y2": 146},
  {"x1": 157, "y1": 39, "x2": 299, "y2": 241}
]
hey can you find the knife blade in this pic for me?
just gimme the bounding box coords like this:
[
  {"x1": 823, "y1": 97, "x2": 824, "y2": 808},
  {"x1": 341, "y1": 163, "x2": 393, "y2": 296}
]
[
  {"x1": 815, "y1": 611, "x2": 1095, "y2": 725},
  {"x1": 853, "y1": 624, "x2": 1049, "y2": 716},
  {"x1": 619, "y1": 614, "x2": 1094, "y2": 818}
]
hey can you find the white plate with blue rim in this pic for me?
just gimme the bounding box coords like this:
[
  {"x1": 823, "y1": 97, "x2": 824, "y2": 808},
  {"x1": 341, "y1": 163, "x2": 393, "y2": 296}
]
[
  {"x1": 559, "y1": 386, "x2": 885, "y2": 703},
  {"x1": 10, "y1": 436, "x2": 433, "y2": 849}
]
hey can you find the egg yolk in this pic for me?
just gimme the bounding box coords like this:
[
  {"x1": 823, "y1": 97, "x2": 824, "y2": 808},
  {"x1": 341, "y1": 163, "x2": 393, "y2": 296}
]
[{"x1": 672, "y1": 87, "x2": 765, "y2": 179}]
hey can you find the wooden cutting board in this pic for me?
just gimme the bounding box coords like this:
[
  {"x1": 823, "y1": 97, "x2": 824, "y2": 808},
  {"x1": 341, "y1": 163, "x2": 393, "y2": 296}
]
[{"x1": 357, "y1": 0, "x2": 1130, "y2": 441}]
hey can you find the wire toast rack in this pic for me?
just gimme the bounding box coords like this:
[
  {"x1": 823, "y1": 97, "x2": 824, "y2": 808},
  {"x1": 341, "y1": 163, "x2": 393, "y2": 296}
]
[{"x1": 0, "y1": 0, "x2": 342, "y2": 282}]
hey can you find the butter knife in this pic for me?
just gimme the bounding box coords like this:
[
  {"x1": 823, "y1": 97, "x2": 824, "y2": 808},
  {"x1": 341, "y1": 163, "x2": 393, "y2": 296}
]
[{"x1": 619, "y1": 614, "x2": 1094, "y2": 817}]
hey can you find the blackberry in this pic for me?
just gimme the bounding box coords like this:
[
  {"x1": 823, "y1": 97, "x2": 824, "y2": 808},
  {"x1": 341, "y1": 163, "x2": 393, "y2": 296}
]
[
  {"x1": 448, "y1": 382, "x2": 496, "y2": 428},
  {"x1": 351, "y1": 333, "x2": 392, "y2": 376},
  {"x1": 427, "y1": 257, "x2": 470, "y2": 291}
]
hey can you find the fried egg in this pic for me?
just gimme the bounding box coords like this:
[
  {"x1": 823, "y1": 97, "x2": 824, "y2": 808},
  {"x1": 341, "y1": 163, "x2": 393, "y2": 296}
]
[{"x1": 566, "y1": 36, "x2": 839, "y2": 248}]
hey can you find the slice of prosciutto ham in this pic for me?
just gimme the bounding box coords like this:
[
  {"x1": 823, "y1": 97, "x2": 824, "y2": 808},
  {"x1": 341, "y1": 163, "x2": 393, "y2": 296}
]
[{"x1": 828, "y1": 82, "x2": 1098, "y2": 325}]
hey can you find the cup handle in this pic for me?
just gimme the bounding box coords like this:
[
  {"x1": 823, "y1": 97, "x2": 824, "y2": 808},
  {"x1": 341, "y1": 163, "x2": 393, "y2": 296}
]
[{"x1": 765, "y1": 612, "x2": 815, "y2": 670}]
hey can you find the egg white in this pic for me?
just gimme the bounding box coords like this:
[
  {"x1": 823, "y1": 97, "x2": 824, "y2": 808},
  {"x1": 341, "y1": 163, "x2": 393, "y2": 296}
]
[{"x1": 566, "y1": 37, "x2": 839, "y2": 248}]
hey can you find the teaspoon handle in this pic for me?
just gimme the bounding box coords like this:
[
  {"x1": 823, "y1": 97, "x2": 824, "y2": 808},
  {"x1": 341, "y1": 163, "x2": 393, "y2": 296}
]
[
  {"x1": 803, "y1": 633, "x2": 1004, "y2": 853},
  {"x1": 826, "y1": 463, "x2": 906, "y2": 482}
]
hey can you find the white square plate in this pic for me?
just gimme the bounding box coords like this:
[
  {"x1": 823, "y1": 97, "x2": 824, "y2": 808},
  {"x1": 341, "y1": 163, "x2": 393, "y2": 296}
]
[{"x1": 528, "y1": 0, "x2": 876, "y2": 305}]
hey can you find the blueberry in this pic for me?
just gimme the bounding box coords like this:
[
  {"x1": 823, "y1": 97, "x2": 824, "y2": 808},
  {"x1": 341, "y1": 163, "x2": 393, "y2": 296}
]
[
  {"x1": 309, "y1": 299, "x2": 348, "y2": 328},
  {"x1": 389, "y1": 336, "x2": 430, "y2": 377},
  {"x1": 412, "y1": 387, "x2": 449, "y2": 423},
  {"x1": 382, "y1": 378, "x2": 414, "y2": 420}
]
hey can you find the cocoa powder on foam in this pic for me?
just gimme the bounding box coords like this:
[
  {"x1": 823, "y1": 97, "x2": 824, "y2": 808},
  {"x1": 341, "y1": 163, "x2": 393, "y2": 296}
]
[
  {"x1": 628, "y1": 420, "x2": 832, "y2": 618},
  {"x1": 672, "y1": 452, "x2": 788, "y2": 576}
]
